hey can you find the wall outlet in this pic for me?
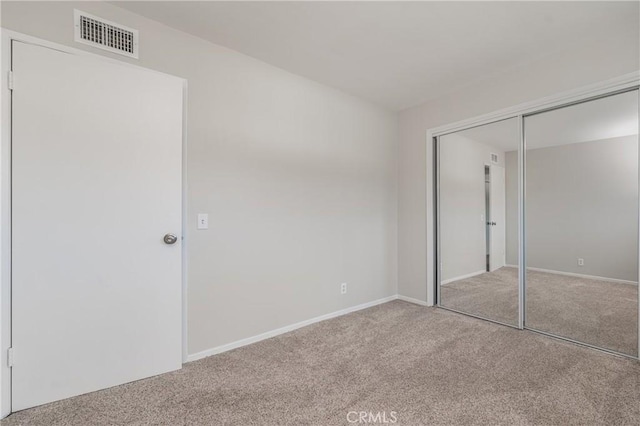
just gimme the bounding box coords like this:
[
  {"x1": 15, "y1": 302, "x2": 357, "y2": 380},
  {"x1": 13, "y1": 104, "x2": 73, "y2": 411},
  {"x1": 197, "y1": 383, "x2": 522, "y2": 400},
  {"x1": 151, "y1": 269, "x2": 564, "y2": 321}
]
[
  {"x1": 578, "y1": 258, "x2": 584, "y2": 266},
  {"x1": 341, "y1": 283, "x2": 347, "y2": 294}
]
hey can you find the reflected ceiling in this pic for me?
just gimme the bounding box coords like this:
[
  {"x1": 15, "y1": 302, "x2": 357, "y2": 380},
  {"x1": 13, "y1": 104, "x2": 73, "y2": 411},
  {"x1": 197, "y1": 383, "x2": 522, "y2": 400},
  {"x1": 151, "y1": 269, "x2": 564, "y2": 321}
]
[{"x1": 453, "y1": 90, "x2": 638, "y2": 152}]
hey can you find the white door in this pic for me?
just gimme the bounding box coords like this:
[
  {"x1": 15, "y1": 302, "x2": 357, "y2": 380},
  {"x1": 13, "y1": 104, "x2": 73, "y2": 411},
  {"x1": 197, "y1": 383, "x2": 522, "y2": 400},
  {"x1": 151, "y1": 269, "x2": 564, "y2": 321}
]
[
  {"x1": 11, "y1": 41, "x2": 183, "y2": 410},
  {"x1": 489, "y1": 165, "x2": 506, "y2": 271}
]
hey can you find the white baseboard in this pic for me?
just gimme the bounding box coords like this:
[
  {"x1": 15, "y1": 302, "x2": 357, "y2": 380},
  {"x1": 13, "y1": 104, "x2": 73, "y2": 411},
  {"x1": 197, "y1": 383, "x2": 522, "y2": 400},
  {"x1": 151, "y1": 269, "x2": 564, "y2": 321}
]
[
  {"x1": 186, "y1": 295, "x2": 399, "y2": 363},
  {"x1": 525, "y1": 266, "x2": 638, "y2": 285},
  {"x1": 490, "y1": 264, "x2": 636, "y2": 285},
  {"x1": 397, "y1": 294, "x2": 430, "y2": 306},
  {"x1": 441, "y1": 269, "x2": 486, "y2": 285}
]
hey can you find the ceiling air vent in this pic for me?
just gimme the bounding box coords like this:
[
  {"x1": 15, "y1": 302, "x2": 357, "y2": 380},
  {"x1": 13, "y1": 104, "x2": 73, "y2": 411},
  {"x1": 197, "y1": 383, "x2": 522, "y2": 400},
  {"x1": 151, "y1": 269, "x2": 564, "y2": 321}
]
[
  {"x1": 490, "y1": 153, "x2": 499, "y2": 164},
  {"x1": 74, "y1": 10, "x2": 139, "y2": 59}
]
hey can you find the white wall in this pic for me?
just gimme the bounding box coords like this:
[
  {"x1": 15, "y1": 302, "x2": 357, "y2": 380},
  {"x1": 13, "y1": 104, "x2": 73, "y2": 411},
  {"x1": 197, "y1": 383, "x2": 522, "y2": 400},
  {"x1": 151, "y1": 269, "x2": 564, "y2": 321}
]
[
  {"x1": 439, "y1": 133, "x2": 504, "y2": 281},
  {"x1": 518, "y1": 136, "x2": 638, "y2": 281},
  {"x1": 1, "y1": 0, "x2": 397, "y2": 370},
  {"x1": 398, "y1": 28, "x2": 640, "y2": 303}
]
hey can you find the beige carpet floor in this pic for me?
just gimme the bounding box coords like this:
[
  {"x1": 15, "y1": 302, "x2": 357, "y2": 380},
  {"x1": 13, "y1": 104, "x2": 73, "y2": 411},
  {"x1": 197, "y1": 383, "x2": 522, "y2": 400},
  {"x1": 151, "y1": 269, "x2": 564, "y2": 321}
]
[
  {"x1": 2, "y1": 300, "x2": 640, "y2": 425},
  {"x1": 441, "y1": 267, "x2": 638, "y2": 356}
]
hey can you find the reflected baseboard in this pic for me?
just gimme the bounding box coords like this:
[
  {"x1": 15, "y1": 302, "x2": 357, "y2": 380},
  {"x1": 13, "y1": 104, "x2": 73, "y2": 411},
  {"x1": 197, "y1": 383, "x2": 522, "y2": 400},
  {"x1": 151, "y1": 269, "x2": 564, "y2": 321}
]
[
  {"x1": 441, "y1": 265, "x2": 638, "y2": 286},
  {"x1": 504, "y1": 265, "x2": 637, "y2": 285},
  {"x1": 441, "y1": 269, "x2": 486, "y2": 285}
]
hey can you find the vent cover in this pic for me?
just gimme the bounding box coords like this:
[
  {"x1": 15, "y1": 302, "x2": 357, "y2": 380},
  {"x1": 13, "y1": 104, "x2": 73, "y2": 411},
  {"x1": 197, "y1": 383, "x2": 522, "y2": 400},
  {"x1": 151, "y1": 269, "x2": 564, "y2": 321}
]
[
  {"x1": 490, "y1": 153, "x2": 499, "y2": 164},
  {"x1": 74, "y1": 10, "x2": 139, "y2": 58}
]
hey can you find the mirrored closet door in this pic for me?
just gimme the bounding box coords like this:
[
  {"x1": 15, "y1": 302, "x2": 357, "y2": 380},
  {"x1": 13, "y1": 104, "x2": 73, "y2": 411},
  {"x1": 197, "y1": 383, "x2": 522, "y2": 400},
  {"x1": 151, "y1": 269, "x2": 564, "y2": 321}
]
[
  {"x1": 438, "y1": 118, "x2": 520, "y2": 326},
  {"x1": 524, "y1": 90, "x2": 639, "y2": 357},
  {"x1": 436, "y1": 87, "x2": 639, "y2": 358}
]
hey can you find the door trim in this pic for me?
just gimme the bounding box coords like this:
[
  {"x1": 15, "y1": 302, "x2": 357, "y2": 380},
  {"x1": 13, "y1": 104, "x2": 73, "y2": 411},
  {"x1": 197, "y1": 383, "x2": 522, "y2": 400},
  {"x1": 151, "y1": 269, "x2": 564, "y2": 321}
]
[
  {"x1": 488, "y1": 164, "x2": 506, "y2": 272},
  {"x1": 0, "y1": 29, "x2": 189, "y2": 418}
]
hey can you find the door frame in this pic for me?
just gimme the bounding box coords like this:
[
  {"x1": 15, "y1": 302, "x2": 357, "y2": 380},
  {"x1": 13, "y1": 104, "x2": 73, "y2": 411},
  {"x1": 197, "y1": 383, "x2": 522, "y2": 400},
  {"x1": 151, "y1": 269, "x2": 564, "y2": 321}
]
[
  {"x1": 484, "y1": 163, "x2": 491, "y2": 272},
  {"x1": 428, "y1": 72, "x2": 640, "y2": 355},
  {"x1": 488, "y1": 163, "x2": 506, "y2": 272},
  {"x1": 0, "y1": 29, "x2": 189, "y2": 418}
]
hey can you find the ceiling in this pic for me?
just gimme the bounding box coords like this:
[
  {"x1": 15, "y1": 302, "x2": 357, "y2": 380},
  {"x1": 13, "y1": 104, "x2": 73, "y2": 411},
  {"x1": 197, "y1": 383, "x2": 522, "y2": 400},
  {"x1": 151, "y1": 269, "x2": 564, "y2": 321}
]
[
  {"x1": 114, "y1": 1, "x2": 639, "y2": 111},
  {"x1": 453, "y1": 89, "x2": 639, "y2": 152}
]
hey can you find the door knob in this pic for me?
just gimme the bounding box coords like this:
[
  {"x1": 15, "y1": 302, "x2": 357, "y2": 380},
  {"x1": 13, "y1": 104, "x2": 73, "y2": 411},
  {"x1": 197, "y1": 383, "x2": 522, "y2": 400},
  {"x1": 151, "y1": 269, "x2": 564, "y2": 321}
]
[{"x1": 163, "y1": 233, "x2": 178, "y2": 245}]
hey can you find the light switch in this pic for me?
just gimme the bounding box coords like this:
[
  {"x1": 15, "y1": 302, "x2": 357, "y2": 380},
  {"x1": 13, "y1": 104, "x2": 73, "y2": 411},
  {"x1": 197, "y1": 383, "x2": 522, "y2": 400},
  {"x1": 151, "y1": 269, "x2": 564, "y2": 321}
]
[{"x1": 197, "y1": 213, "x2": 208, "y2": 230}]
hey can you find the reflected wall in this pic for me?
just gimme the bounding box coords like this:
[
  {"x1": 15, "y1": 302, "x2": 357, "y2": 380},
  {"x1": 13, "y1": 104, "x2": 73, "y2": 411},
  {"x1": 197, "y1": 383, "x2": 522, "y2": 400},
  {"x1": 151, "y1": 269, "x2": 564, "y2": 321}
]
[{"x1": 524, "y1": 90, "x2": 639, "y2": 356}]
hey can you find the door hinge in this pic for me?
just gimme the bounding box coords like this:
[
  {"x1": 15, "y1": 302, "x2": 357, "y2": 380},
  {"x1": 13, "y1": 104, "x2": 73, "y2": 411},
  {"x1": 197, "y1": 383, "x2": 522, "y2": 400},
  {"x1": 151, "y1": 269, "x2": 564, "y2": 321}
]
[
  {"x1": 8, "y1": 71, "x2": 14, "y2": 90},
  {"x1": 7, "y1": 347, "x2": 14, "y2": 368}
]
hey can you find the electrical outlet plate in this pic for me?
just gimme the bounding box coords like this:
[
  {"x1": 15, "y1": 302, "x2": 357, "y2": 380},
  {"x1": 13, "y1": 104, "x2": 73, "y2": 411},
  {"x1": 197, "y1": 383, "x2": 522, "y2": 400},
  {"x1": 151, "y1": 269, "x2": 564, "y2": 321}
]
[
  {"x1": 341, "y1": 283, "x2": 347, "y2": 294},
  {"x1": 578, "y1": 258, "x2": 584, "y2": 266}
]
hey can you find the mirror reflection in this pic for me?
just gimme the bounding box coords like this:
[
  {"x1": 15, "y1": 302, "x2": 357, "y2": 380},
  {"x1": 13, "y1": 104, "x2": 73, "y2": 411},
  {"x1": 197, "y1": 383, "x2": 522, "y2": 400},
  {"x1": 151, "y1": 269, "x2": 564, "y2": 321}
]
[
  {"x1": 525, "y1": 90, "x2": 639, "y2": 356},
  {"x1": 439, "y1": 117, "x2": 520, "y2": 326}
]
